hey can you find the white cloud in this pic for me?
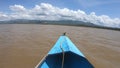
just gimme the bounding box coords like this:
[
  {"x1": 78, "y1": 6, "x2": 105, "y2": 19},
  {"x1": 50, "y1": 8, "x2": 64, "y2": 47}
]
[
  {"x1": 10, "y1": 5, "x2": 26, "y2": 12},
  {"x1": 0, "y1": 3, "x2": 120, "y2": 28},
  {"x1": 0, "y1": 12, "x2": 10, "y2": 21}
]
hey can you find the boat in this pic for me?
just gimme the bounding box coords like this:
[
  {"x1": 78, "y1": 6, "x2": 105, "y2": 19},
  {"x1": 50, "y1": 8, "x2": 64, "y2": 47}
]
[{"x1": 35, "y1": 34, "x2": 94, "y2": 68}]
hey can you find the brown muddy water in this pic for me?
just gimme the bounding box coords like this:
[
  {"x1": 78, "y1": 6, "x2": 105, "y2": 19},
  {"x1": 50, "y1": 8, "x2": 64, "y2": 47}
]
[{"x1": 0, "y1": 24, "x2": 120, "y2": 68}]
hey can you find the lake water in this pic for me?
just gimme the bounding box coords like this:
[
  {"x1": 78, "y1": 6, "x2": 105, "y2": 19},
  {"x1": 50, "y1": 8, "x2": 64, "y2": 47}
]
[{"x1": 0, "y1": 24, "x2": 120, "y2": 68}]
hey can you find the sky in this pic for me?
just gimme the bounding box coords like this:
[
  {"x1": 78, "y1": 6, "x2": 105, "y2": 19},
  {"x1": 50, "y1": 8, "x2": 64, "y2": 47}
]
[
  {"x1": 0, "y1": 0, "x2": 120, "y2": 18},
  {"x1": 0, "y1": 0, "x2": 120, "y2": 28}
]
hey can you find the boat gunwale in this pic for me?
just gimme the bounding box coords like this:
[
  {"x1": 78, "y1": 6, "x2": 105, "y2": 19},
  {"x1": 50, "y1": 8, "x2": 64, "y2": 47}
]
[{"x1": 35, "y1": 51, "x2": 86, "y2": 68}]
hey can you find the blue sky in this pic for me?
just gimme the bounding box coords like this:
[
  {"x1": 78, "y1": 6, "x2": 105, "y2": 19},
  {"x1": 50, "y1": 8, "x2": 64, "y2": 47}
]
[
  {"x1": 0, "y1": 0, "x2": 120, "y2": 18},
  {"x1": 0, "y1": 0, "x2": 120, "y2": 28}
]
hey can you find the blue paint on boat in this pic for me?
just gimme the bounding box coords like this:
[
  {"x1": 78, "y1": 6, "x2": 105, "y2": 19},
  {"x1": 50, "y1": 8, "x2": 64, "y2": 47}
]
[
  {"x1": 48, "y1": 36, "x2": 85, "y2": 57},
  {"x1": 36, "y1": 36, "x2": 94, "y2": 68}
]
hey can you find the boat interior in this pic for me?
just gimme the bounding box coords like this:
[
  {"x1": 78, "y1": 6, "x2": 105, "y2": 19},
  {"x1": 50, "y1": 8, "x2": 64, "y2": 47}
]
[{"x1": 39, "y1": 51, "x2": 94, "y2": 68}]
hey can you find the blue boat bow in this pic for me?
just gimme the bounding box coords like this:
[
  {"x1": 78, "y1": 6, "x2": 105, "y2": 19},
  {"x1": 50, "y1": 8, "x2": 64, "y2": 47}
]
[{"x1": 35, "y1": 35, "x2": 94, "y2": 68}]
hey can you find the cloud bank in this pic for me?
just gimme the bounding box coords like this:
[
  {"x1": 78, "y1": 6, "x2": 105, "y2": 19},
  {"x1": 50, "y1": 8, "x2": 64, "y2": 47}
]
[{"x1": 0, "y1": 3, "x2": 120, "y2": 28}]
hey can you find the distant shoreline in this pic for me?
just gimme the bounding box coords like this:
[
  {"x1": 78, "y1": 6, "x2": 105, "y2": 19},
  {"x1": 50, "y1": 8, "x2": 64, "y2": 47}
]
[
  {"x1": 0, "y1": 20, "x2": 120, "y2": 31},
  {"x1": 0, "y1": 23, "x2": 120, "y2": 31}
]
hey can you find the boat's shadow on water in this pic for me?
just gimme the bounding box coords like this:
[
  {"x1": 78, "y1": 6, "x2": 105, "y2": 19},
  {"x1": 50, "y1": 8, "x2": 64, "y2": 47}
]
[{"x1": 39, "y1": 51, "x2": 94, "y2": 68}]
